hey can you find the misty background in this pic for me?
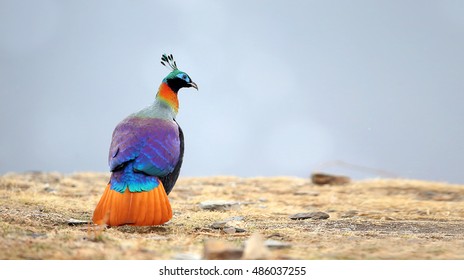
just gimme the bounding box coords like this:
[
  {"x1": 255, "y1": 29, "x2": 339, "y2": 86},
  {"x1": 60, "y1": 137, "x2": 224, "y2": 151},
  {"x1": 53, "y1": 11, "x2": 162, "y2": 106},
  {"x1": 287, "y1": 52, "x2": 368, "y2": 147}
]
[{"x1": 1, "y1": 0, "x2": 463, "y2": 183}]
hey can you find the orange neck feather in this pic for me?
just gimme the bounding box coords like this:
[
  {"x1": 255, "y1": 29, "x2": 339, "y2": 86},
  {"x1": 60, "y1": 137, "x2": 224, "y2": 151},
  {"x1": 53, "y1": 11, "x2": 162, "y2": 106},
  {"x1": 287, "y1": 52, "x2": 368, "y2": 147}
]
[{"x1": 157, "y1": 82, "x2": 179, "y2": 113}]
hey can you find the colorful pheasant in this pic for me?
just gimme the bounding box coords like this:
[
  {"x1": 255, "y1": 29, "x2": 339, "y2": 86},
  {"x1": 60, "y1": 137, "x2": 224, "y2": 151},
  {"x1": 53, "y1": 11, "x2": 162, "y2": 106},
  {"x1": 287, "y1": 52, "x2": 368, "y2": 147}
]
[{"x1": 92, "y1": 54, "x2": 197, "y2": 226}]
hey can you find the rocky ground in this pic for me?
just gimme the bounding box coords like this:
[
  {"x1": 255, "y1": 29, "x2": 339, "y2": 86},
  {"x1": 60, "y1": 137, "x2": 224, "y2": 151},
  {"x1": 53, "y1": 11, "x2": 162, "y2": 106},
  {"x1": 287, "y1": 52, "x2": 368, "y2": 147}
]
[{"x1": 0, "y1": 172, "x2": 463, "y2": 259}]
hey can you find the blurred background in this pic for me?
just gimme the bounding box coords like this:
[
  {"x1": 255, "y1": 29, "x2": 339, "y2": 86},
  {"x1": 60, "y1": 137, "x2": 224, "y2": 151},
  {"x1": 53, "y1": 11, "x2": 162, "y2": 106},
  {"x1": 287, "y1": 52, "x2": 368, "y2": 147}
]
[{"x1": 1, "y1": 0, "x2": 463, "y2": 183}]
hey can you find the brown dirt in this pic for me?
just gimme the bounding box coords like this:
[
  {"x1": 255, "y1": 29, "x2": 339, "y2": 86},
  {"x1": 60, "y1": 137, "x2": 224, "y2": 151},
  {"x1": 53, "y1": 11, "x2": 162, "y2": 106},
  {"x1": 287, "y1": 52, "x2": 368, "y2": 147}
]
[{"x1": 0, "y1": 172, "x2": 463, "y2": 259}]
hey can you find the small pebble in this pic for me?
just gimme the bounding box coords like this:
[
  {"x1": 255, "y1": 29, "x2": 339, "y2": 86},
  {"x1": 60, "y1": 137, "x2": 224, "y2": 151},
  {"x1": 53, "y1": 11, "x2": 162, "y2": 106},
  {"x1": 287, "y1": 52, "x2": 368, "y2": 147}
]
[
  {"x1": 67, "y1": 218, "x2": 89, "y2": 226},
  {"x1": 293, "y1": 191, "x2": 320, "y2": 196},
  {"x1": 211, "y1": 221, "x2": 227, "y2": 229},
  {"x1": 264, "y1": 239, "x2": 291, "y2": 249},
  {"x1": 199, "y1": 201, "x2": 240, "y2": 211}
]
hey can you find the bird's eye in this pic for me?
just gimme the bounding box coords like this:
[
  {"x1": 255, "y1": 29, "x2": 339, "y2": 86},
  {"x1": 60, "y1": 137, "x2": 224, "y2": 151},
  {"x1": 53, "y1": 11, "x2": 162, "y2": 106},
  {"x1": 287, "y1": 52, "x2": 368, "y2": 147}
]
[{"x1": 182, "y1": 74, "x2": 188, "y2": 80}]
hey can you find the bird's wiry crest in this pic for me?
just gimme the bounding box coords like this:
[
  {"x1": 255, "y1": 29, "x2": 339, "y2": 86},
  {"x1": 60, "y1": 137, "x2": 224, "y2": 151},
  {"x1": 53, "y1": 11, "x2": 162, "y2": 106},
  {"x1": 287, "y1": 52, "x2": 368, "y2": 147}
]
[{"x1": 161, "y1": 54, "x2": 178, "y2": 71}]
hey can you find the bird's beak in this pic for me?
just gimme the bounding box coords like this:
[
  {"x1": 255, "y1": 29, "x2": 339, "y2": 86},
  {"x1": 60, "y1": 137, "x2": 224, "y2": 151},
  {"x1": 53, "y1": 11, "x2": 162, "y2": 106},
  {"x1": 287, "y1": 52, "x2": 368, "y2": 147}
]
[{"x1": 188, "y1": 82, "x2": 198, "y2": 90}]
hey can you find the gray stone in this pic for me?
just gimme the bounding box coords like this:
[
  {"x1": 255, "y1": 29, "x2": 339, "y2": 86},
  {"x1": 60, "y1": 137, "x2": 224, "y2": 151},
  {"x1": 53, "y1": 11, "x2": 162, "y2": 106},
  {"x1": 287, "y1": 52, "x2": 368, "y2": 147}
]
[
  {"x1": 199, "y1": 200, "x2": 240, "y2": 211},
  {"x1": 289, "y1": 211, "x2": 330, "y2": 220},
  {"x1": 67, "y1": 218, "x2": 89, "y2": 225},
  {"x1": 211, "y1": 218, "x2": 246, "y2": 233},
  {"x1": 211, "y1": 221, "x2": 227, "y2": 229}
]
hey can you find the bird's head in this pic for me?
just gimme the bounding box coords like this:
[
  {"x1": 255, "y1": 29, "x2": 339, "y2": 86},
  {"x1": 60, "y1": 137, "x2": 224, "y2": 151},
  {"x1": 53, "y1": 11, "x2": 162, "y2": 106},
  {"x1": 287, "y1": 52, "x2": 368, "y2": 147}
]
[{"x1": 161, "y1": 54, "x2": 198, "y2": 93}]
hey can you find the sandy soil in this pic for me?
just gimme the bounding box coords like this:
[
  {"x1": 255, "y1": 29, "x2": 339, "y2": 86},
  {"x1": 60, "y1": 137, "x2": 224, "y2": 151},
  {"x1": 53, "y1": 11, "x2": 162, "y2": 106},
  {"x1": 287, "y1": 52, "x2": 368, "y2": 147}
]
[{"x1": 0, "y1": 172, "x2": 463, "y2": 259}]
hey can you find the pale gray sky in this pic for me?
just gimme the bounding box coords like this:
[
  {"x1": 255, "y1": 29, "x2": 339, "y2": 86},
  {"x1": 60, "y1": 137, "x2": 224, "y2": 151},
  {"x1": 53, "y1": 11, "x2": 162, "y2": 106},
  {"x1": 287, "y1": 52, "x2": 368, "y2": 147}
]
[{"x1": 1, "y1": 0, "x2": 464, "y2": 183}]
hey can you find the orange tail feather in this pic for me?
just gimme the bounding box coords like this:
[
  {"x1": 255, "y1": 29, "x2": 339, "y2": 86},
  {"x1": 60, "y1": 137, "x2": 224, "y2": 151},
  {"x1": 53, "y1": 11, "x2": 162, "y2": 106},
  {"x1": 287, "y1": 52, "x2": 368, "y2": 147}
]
[{"x1": 92, "y1": 181, "x2": 172, "y2": 226}]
